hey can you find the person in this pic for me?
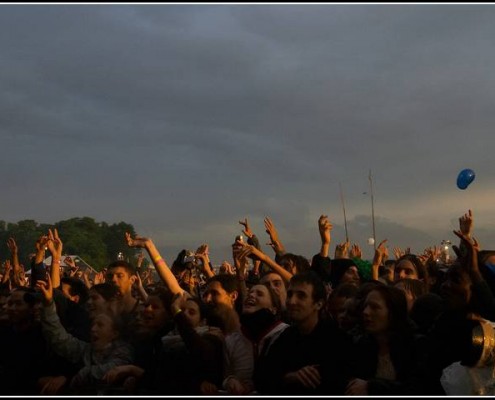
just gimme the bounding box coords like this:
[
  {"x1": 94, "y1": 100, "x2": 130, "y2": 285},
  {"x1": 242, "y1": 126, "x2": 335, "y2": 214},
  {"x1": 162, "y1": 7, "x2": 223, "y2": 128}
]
[
  {"x1": 346, "y1": 285, "x2": 432, "y2": 395},
  {"x1": 202, "y1": 274, "x2": 255, "y2": 394},
  {"x1": 217, "y1": 283, "x2": 289, "y2": 394},
  {"x1": 326, "y1": 282, "x2": 359, "y2": 324},
  {"x1": 105, "y1": 260, "x2": 140, "y2": 314},
  {"x1": 260, "y1": 271, "x2": 288, "y2": 314},
  {"x1": 329, "y1": 258, "x2": 361, "y2": 289},
  {"x1": 254, "y1": 271, "x2": 353, "y2": 395},
  {"x1": 37, "y1": 275, "x2": 133, "y2": 394},
  {"x1": 86, "y1": 283, "x2": 121, "y2": 319},
  {"x1": 0, "y1": 287, "x2": 52, "y2": 394},
  {"x1": 394, "y1": 254, "x2": 429, "y2": 286},
  {"x1": 394, "y1": 278, "x2": 428, "y2": 313}
]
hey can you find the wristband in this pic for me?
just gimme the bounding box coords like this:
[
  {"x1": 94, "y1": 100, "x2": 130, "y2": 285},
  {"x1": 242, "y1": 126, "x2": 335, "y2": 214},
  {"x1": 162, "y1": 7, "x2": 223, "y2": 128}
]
[{"x1": 173, "y1": 308, "x2": 183, "y2": 317}]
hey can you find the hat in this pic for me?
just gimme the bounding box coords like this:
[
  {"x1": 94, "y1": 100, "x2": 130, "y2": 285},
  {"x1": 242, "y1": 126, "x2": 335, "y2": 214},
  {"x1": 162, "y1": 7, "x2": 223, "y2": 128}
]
[{"x1": 329, "y1": 259, "x2": 358, "y2": 288}]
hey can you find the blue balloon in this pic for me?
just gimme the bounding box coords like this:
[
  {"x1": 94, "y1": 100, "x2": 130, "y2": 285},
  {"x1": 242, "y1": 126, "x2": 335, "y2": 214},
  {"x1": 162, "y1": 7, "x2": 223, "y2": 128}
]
[{"x1": 457, "y1": 168, "x2": 476, "y2": 190}]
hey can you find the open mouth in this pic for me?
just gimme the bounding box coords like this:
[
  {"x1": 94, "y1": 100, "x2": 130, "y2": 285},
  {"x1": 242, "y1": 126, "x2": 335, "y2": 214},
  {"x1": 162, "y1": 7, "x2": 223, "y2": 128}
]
[{"x1": 244, "y1": 298, "x2": 256, "y2": 306}]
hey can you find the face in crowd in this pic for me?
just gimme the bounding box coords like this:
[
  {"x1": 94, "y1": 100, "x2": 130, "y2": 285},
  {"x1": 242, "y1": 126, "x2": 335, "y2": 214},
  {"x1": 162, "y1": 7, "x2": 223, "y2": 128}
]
[
  {"x1": 340, "y1": 265, "x2": 361, "y2": 286},
  {"x1": 106, "y1": 266, "x2": 136, "y2": 297},
  {"x1": 202, "y1": 281, "x2": 237, "y2": 309},
  {"x1": 362, "y1": 290, "x2": 390, "y2": 334},
  {"x1": 260, "y1": 273, "x2": 287, "y2": 309},
  {"x1": 136, "y1": 294, "x2": 170, "y2": 335},
  {"x1": 90, "y1": 313, "x2": 120, "y2": 350},
  {"x1": 394, "y1": 259, "x2": 419, "y2": 281},
  {"x1": 243, "y1": 284, "x2": 276, "y2": 315},
  {"x1": 286, "y1": 281, "x2": 323, "y2": 325},
  {"x1": 5, "y1": 289, "x2": 40, "y2": 327}
]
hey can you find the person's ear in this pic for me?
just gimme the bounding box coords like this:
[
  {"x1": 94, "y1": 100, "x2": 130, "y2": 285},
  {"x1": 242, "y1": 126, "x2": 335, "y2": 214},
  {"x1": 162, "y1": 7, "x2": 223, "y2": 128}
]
[
  {"x1": 315, "y1": 300, "x2": 324, "y2": 310},
  {"x1": 130, "y1": 275, "x2": 137, "y2": 285},
  {"x1": 230, "y1": 290, "x2": 238, "y2": 304}
]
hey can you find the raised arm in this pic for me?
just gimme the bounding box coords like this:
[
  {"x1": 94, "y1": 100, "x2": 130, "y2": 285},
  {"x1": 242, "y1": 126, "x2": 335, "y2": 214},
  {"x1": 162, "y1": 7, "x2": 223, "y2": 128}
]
[
  {"x1": 1, "y1": 260, "x2": 12, "y2": 288},
  {"x1": 455, "y1": 209, "x2": 474, "y2": 259},
  {"x1": 318, "y1": 215, "x2": 332, "y2": 258},
  {"x1": 334, "y1": 240, "x2": 350, "y2": 259},
  {"x1": 47, "y1": 229, "x2": 63, "y2": 289},
  {"x1": 371, "y1": 239, "x2": 388, "y2": 282},
  {"x1": 195, "y1": 244, "x2": 215, "y2": 279},
  {"x1": 240, "y1": 218, "x2": 262, "y2": 276},
  {"x1": 36, "y1": 274, "x2": 86, "y2": 364},
  {"x1": 7, "y1": 237, "x2": 21, "y2": 285},
  {"x1": 125, "y1": 232, "x2": 183, "y2": 295},
  {"x1": 237, "y1": 242, "x2": 293, "y2": 285},
  {"x1": 264, "y1": 217, "x2": 286, "y2": 257}
]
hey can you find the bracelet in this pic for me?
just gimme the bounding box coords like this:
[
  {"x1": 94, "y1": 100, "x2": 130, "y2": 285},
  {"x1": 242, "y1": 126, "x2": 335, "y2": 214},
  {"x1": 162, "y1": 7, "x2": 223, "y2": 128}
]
[
  {"x1": 153, "y1": 257, "x2": 164, "y2": 264},
  {"x1": 52, "y1": 260, "x2": 60, "y2": 264}
]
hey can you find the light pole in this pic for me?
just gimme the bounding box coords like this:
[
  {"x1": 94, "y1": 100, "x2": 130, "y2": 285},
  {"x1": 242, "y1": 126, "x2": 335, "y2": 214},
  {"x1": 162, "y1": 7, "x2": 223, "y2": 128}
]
[
  {"x1": 369, "y1": 170, "x2": 377, "y2": 251},
  {"x1": 339, "y1": 182, "x2": 349, "y2": 243}
]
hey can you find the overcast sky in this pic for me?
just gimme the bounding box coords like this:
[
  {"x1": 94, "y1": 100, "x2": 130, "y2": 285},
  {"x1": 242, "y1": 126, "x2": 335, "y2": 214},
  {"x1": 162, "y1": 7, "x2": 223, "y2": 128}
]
[{"x1": 2, "y1": 4, "x2": 495, "y2": 263}]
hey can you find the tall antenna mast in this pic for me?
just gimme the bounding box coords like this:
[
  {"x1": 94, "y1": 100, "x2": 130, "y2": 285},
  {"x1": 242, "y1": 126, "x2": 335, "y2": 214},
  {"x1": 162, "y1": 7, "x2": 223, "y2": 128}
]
[
  {"x1": 369, "y1": 169, "x2": 377, "y2": 250},
  {"x1": 339, "y1": 182, "x2": 349, "y2": 242}
]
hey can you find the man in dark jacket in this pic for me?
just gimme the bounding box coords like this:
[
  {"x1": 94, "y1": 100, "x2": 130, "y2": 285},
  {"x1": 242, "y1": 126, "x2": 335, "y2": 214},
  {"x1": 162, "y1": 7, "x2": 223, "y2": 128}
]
[{"x1": 254, "y1": 271, "x2": 353, "y2": 395}]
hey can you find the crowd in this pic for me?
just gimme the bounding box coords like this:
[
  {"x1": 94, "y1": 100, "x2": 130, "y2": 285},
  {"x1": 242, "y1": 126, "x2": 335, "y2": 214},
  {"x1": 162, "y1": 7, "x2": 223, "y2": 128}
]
[{"x1": 0, "y1": 210, "x2": 494, "y2": 395}]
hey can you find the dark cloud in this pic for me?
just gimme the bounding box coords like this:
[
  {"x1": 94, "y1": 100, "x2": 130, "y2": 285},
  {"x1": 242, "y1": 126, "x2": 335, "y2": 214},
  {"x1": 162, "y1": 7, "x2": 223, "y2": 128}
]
[{"x1": 1, "y1": 4, "x2": 494, "y2": 262}]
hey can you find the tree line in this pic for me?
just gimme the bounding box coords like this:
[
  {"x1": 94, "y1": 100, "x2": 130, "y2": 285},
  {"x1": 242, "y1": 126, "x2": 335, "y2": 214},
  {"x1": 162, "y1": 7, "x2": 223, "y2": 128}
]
[{"x1": 0, "y1": 217, "x2": 139, "y2": 271}]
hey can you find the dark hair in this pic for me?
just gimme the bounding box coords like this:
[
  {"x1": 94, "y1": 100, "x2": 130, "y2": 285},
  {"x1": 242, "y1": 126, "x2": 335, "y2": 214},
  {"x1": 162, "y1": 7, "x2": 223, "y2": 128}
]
[
  {"x1": 12, "y1": 287, "x2": 40, "y2": 307},
  {"x1": 207, "y1": 274, "x2": 239, "y2": 294},
  {"x1": 91, "y1": 283, "x2": 120, "y2": 301},
  {"x1": 186, "y1": 297, "x2": 207, "y2": 320},
  {"x1": 329, "y1": 259, "x2": 359, "y2": 288},
  {"x1": 61, "y1": 277, "x2": 89, "y2": 304},
  {"x1": 147, "y1": 286, "x2": 174, "y2": 311},
  {"x1": 289, "y1": 271, "x2": 326, "y2": 303},
  {"x1": 410, "y1": 293, "x2": 445, "y2": 335},
  {"x1": 107, "y1": 260, "x2": 136, "y2": 276},
  {"x1": 256, "y1": 282, "x2": 283, "y2": 318},
  {"x1": 395, "y1": 254, "x2": 429, "y2": 285},
  {"x1": 329, "y1": 282, "x2": 359, "y2": 300},
  {"x1": 367, "y1": 285, "x2": 409, "y2": 334},
  {"x1": 277, "y1": 253, "x2": 311, "y2": 274}
]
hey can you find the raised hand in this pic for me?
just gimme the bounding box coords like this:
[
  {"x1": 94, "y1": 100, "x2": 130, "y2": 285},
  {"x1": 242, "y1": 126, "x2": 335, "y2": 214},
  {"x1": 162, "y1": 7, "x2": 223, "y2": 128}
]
[
  {"x1": 350, "y1": 243, "x2": 362, "y2": 259},
  {"x1": 335, "y1": 240, "x2": 350, "y2": 259},
  {"x1": 6, "y1": 237, "x2": 18, "y2": 254},
  {"x1": 94, "y1": 271, "x2": 105, "y2": 285},
  {"x1": 239, "y1": 218, "x2": 254, "y2": 239},
  {"x1": 47, "y1": 229, "x2": 63, "y2": 258},
  {"x1": 63, "y1": 256, "x2": 76, "y2": 269},
  {"x1": 318, "y1": 215, "x2": 332, "y2": 244},
  {"x1": 35, "y1": 235, "x2": 49, "y2": 252},
  {"x1": 36, "y1": 274, "x2": 53, "y2": 306},
  {"x1": 136, "y1": 252, "x2": 145, "y2": 269},
  {"x1": 453, "y1": 229, "x2": 481, "y2": 280},
  {"x1": 264, "y1": 217, "x2": 286, "y2": 255},
  {"x1": 196, "y1": 243, "x2": 209, "y2": 256},
  {"x1": 459, "y1": 209, "x2": 474, "y2": 237},
  {"x1": 393, "y1": 246, "x2": 404, "y2": 260},
  {"x1": 125, "y1": 232, "x2": 149, "y2": 248},
  {"x1": 264, "y1": 217, "x2": 279, "y2": 243}
]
